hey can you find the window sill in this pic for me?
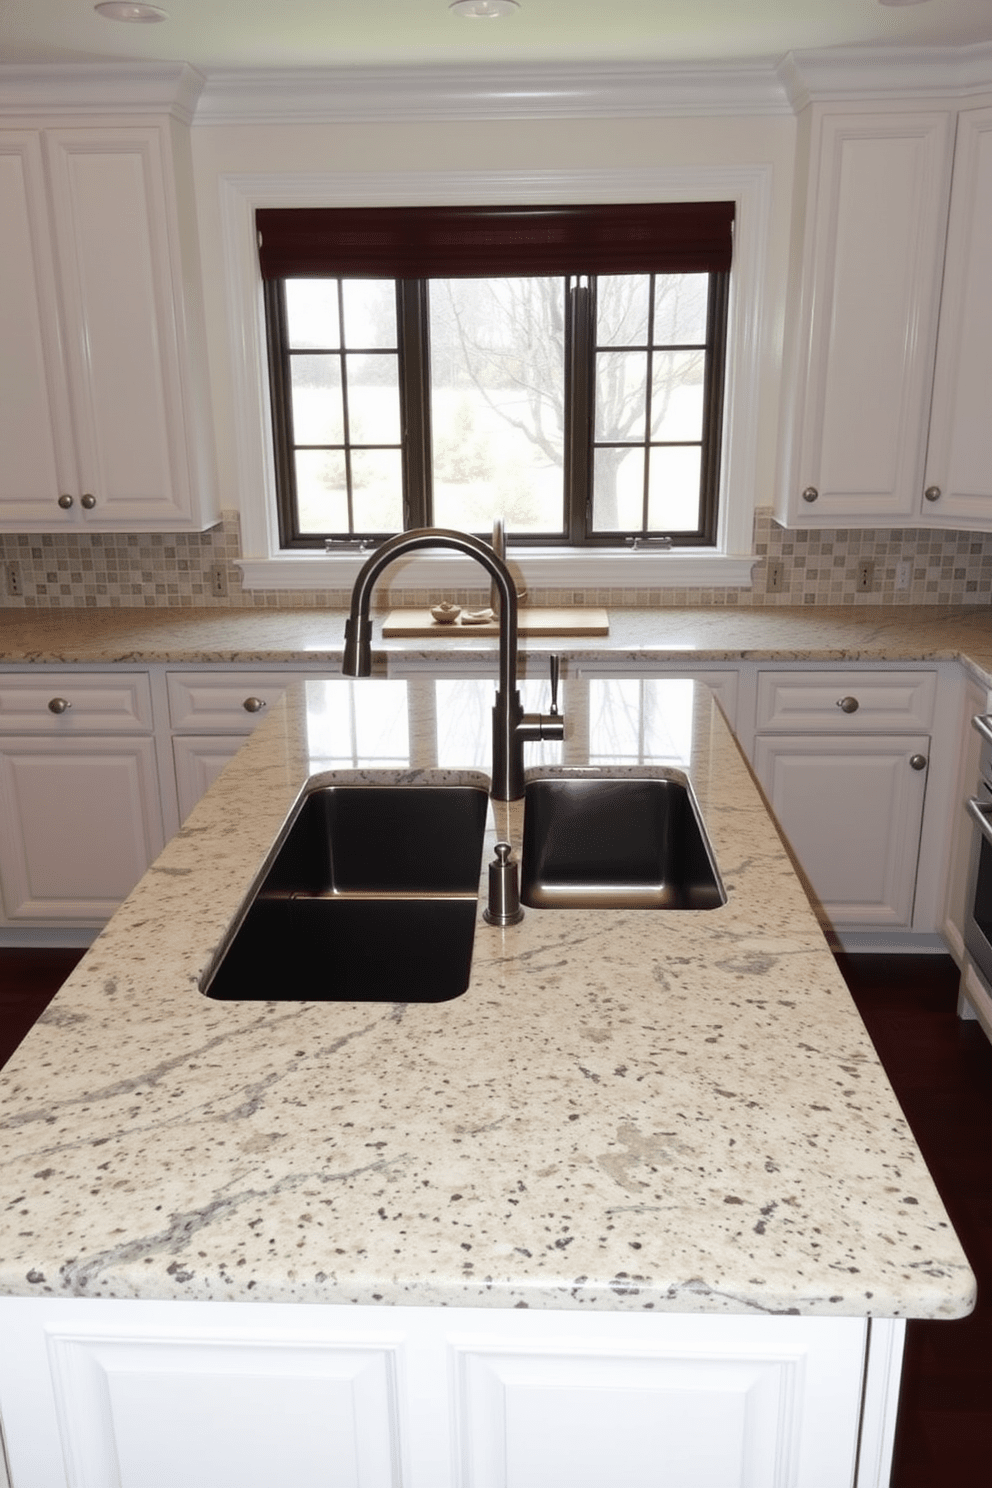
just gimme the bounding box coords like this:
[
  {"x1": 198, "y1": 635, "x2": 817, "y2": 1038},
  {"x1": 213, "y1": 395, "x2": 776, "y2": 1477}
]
[{"x1": 235, "y1": 548, "x2": 758, "y2": 593}]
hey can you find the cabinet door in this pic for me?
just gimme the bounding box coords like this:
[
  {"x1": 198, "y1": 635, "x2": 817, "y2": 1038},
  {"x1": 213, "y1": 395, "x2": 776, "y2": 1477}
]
[
  {"x1": 172, "y1": 736, "x2": 244, "y2": 823},
  {"x1": 0, "y1": 132, "x2": 77, "y2": 526},
  {"x1": 753, "y1": 733, "x2": 929, "y2": 929},
  {"x1": 782, "y1": 110, "x2": 954, "y2": 526},
  {"x1": 923, "y1": 106, "x2": 992, "y2": 527},
  {"x1": 0, "y1": 736, "x2": 165, "y2": 922},
  {"x1": 42, "y1": 128, "x2": 192, "y2": 528}
]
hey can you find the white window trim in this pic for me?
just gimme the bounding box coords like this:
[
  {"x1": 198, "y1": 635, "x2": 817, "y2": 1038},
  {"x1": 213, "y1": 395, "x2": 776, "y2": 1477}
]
[{"x1": 220, "y1": 164, "x2": 771, "y2": 592}]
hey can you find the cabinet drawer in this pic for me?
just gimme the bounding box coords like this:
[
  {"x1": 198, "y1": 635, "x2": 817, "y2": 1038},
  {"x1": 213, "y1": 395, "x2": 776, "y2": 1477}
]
[
  {"x1": 167, "y1": 671, "x2": 317, "y2": 732},
  {"x1": 0, "y1": 671, "x2": 153, "y2": 733},
  {"x1": 755, "y1": 670, "x2": 936, "y2": 732}
]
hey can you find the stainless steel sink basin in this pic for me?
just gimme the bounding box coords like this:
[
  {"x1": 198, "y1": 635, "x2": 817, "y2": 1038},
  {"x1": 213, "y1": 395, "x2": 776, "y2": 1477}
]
[
  {"x1": 202, "y1": 783, "x2": 488, "y2": 1002},
  {"x1": 520, "y1": 770, "x2": 725, "y2": 910}
]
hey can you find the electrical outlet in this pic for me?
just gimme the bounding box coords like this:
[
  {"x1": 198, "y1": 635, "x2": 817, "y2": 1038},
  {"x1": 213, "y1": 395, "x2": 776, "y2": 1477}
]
[
  {"x1": 5, "y1": 561, "x2": 21, "y2": 598},
  {"x1": 856, "y1": 559, "x2": 875, "y2": 593},
  {"x1": 210, "y1": 563, "x2": 228, "y2": 598},
  {"x1": 766, "y1": 560, "x2": 784, "y2": 593},
  {"x1": 895, "y1": 559, "x2": 912, "y2": 592}
]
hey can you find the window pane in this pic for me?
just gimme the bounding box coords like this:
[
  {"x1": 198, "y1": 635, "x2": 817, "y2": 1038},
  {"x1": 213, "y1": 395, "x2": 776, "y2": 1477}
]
[
  {"x1": 344, "y1": 354, "x2": 401, "y2": 445},
  {"x1": 647, "y1": 445, "x2": 702, "y2": 530},
  {"x1": 591, "y1": 446, "x2": 644, "y2": 531},
  {"x1": 594, "y1": 351, "x2": 648, "y2": 441},
  {"x1": 286, "y1": 282, "x2": 340, "y2": 349},
  {"x1": 429, "y1": 278, "x2": 565, "y2": 534},
  {"x1": 340, "y1": 280, "x2": 397, "y2": 349},
  {"x1": 350, "y1": 450, "x2": 404, "y2": 532},
  {"x1": 651, "y1": 350, "x2": 705, "y2": 440},
  {"x1": 596, "y1": 276, "x2": 651, "y2": 347},
  {"x1": 653, "y1": 274, "x2": 708, "y2": 345},
  {"x1": 290, "y1": 355, "x2": 343, "y2": 445},
  {"x1": 294, "y1": 450, "x2": 349, "y2": 533}
]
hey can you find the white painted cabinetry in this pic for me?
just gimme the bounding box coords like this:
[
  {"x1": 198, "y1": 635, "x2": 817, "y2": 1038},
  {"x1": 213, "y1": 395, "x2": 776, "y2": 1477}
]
[
  {"x1": 750, "y1": 670, "x2": 935, "y2": 933},
  {"x1": 0, "y1": 672, "x2": 165, "y2": 928},
  {"x1": 921, "y1": 105, "x2": 992, "y2": 528},
  {"x1": 0, "y1": 123, "x2": 217, "y2": 532},
  {"x1": 167, "y1": 669, "x2": 326, "y2": 822},
  {"x1": 777, "y1": 100, "x2": 992, "y2": 531},
  {"x1": 0, "y1": 1297, "x2": 902, "y2": 1488}
]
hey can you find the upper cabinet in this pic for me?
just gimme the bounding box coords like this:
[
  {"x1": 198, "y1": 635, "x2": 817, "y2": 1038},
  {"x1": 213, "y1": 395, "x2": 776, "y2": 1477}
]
[
  {"x1": 777, "y1": 101, "x2": 992, "y2": 532},
  {"x1": 922, "y1": 106, "x2": 992, "y2": 528},
  {"x1": 0, "y1": 122, "x2": 218, "y2": 532}
]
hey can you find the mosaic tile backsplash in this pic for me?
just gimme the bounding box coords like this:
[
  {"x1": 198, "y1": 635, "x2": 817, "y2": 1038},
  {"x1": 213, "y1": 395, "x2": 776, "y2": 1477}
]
[{"x1": 2, "y1": 508, "x2": 991, "y2": 610}]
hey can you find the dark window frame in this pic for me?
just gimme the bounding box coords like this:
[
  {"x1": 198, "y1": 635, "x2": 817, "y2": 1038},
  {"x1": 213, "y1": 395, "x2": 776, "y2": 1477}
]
[{"x1": 259, "y1": 203, "x2": 733, "y2": 552}]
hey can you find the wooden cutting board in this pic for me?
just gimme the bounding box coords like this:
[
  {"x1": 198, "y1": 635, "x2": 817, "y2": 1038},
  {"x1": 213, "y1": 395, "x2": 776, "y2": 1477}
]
[{"x1": 381, "y1": 607, "x2": 609, "y2": 638}]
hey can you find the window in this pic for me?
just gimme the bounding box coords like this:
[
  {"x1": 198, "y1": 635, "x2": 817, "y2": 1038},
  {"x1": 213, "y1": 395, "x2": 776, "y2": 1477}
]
[{"x1": 257, "y1": 203, "x2": 733, "y2": 551}]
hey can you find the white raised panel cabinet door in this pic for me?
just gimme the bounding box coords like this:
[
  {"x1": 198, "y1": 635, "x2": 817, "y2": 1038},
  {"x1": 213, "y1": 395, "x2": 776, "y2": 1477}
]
[
  {"x1": 0, "y1": 133, "x2": 77, "y2": 526},
  {"x1": 922, "y1": 106, "x2": 992, "y2": 528},
  {"x1": 0, "y1": 737, "x2": 165, "y2": 922},
  {"x1": 172, "y1": 736, "x2": 243, "y2": 822},
  {"x1": 781, "y1": 109, "x2": 954, "y2": 526},
  {"x1": 752, "y1": 733, "x2": 929, "y2": 929}
]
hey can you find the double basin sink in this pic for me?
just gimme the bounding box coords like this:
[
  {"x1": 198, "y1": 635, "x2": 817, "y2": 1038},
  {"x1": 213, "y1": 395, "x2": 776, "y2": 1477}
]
[{"x1": 202, "y1": 770, "x2": 724, "y2": 1005}]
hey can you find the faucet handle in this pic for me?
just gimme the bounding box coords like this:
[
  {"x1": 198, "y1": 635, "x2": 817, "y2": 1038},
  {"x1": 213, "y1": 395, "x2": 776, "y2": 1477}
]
[{"x1": 549, "y1": 654, "x2": 561, "y2": 716}]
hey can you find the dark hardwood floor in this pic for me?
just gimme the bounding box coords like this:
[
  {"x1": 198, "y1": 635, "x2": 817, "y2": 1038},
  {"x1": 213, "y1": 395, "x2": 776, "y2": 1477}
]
[{"x1": 0, "y1": 948, "x2": 988, "y2": 1485}]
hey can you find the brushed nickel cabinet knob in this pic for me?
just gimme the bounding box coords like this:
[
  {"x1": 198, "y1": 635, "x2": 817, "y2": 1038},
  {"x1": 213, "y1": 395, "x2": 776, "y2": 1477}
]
[
  {"x1": 924, "y1": 486, "x2": 941, "y2": 502},
  {"x1": 80, "y1": 493, "x2": 97, "y2": 510},
  {"x1": 909, "y1": 754, "x2": 928, "y2": 771},
  {"x1": 47, "y1": 697, "x2": 72, "y2": 715},
  {"x1": 802, "y1": 486, "x2": 819, "y2": 503},
  {"x1": 57, "y1": 494, "x2": 74, "y2": 509},
  {"x1": 837, "y1": 696, "x2": 860, "y2": 714},
  {"x1": 242, "y1": 697, "x2": 265, "y2": 713}
]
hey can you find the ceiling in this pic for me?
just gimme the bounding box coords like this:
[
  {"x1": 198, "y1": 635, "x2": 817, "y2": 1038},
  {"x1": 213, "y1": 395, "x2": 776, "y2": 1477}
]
[{"x1": 3, "y1": 0, "x2": 992, "y2": 72}]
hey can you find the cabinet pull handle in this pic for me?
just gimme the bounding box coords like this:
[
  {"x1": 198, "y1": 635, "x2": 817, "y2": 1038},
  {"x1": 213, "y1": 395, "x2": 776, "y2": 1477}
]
[
  {"x1": 837, "y1": 696, "x2": 859, "y2": 714},
  {"x1": 924, "y1": 486, "x2": 941, "y2": 503},
  {"x1": 802, "y1": 486, "x2": 819, "y2": 503},
  {"x1": 242, "y1": 697, "x2": 265, "y2": 713},
  {"x1": 57, "y1": 494, "x2": 74, "y2": 509},
  {"x1": 47, "y1": 697, "x2": 72, "y2": 715},
  {"x1": 909, "y1": 754, "x2": 928, "y2": 771},
  {"x1": 80, "y1": 493, "x2": 97, "y2": 510}
]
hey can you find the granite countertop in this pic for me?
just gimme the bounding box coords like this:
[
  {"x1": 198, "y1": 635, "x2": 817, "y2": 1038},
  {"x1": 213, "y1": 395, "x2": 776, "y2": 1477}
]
[
  {"x1": 1, "y1": 603, "x2": 992, "y2": 683},
  {"x1": 0, "y1": 674, "x2": 976, "y2": 1320}
]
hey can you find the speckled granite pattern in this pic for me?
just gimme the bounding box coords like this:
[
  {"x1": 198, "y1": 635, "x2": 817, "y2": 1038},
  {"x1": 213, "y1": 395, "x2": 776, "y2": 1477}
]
[
  {"x1": 1, "y1": 604, "x2": 992, "y2": 686},
  {"x1": 0, "y1": 678, "x2": 975, "y2": 1319}
]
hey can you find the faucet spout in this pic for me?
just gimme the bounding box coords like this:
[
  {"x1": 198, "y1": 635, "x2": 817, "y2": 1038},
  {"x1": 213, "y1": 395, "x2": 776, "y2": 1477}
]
[{"x1": 341, "y1": 528, "x2": 560, "y2": 800}]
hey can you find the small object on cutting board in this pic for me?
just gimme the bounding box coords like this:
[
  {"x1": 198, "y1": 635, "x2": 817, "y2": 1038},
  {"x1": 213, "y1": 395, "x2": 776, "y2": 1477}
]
[
  {"x1": 461, "y1": 607, "x2": 495, "y2": 625},
  {"x1": 430, "y1": 602, "x2": 462, "y2": 624}
]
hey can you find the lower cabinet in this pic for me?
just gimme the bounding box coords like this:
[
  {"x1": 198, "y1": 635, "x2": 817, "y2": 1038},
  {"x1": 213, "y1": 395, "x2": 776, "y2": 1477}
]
[
  {"x1": 752, "y1": 733, "x2": 929, "y2": 929},
  {"x1": 0, "y1": 1298, "x2": 902, "y2": 1488},
  {"x1": 0, "y1": 671, "x2": 164, "y2": 927}
]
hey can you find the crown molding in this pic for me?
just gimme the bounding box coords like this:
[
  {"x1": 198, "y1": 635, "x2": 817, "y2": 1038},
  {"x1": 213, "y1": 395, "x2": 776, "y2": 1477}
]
[
  {"x1": 779, "y1": 42, "x2": 992, "y2": 112},
  {"x1": 194, "y1": 60, "x2": 792, "y2": 125},
  {"x1": 0, "y1": 63, "x2": 206, "y2": 123}
]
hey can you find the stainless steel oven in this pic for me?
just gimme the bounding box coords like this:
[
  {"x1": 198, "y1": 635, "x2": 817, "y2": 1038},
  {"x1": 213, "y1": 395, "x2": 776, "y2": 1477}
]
[{"x1": 964, "y1": 714, "x2": 992, "y2": 989}]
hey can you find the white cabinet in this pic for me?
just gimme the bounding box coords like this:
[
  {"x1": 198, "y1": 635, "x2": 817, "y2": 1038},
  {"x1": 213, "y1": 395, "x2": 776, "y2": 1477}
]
[
  {"x1": 0, "y1": 672, "x2": 165, "y2": 926},
  {"x1": 921, "y1": 106, "x2": 992, "y2": 527},
  {"x1": 167, "y1": 669, "x2": 320, "y2": 822},
  {"x1": 777, "y1": 107, "x2": 955, "y2": 527},
  {"x1": 0, "y1": 1297, "x2": 902, "y2": 1488},
  {"x1": 750, "y1": 670, "x2": 935, "y2": 933},
  {"x1": 0, "y1": 123, "x2": 217, "y2": 532}
]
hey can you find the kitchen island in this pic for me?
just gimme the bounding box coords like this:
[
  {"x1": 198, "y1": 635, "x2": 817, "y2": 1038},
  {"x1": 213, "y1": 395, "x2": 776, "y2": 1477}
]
[{"x1": 0, "y1": 674, "x2": 975, "y2": 1487}]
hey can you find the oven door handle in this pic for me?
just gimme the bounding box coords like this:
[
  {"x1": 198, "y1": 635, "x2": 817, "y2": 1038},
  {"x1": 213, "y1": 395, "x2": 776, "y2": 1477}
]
[
  {"x1": 972, "y1": 714, "x2": 992, "y2": 749},
  {"x1": 967, "y1": 795, "x2": 992, "y2": 847}
]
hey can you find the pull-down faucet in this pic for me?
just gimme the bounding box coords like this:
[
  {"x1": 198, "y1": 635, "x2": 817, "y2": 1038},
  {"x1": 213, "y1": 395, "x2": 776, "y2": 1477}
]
[{"x1": 341, "y1": 528, "x2": 564, "y2": 800}]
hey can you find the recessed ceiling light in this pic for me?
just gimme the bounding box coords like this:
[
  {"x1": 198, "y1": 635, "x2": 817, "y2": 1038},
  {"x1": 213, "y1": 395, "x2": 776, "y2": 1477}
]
[
  {"x1": 94, "y1": 2, "x2": 168, "y2": 21},
  {"x1": 449, "y1": 0, "x2": 520, "y2": 18}
]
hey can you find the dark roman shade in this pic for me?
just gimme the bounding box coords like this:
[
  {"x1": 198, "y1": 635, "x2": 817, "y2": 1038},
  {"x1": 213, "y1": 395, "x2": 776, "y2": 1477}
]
[{"x1": 256, "y1": 201, "x2": 735, "y2": 280}]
